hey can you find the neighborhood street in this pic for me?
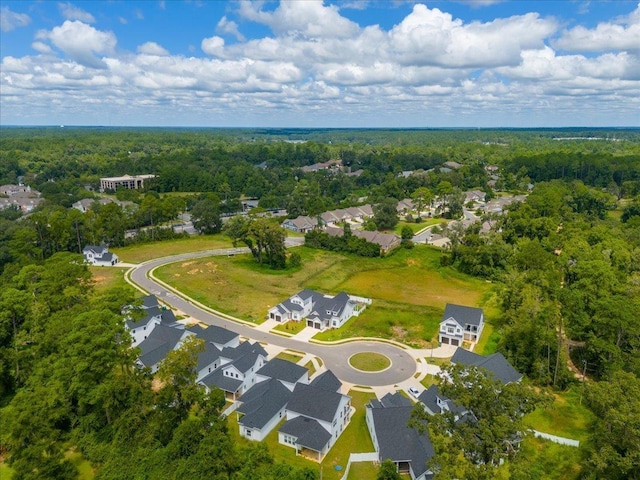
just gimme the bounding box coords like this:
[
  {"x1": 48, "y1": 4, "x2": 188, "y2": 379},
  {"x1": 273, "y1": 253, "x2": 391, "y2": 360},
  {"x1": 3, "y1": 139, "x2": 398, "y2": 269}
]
[{"x1": 128, "y1": 248, "x2": 418, "y2": 387}]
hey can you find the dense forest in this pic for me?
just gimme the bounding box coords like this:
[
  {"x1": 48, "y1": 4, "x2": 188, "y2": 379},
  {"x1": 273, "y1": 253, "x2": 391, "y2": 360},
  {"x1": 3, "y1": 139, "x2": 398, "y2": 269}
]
[{"x1": 1, "y1": 127, "x2": 639, "y2": 479}]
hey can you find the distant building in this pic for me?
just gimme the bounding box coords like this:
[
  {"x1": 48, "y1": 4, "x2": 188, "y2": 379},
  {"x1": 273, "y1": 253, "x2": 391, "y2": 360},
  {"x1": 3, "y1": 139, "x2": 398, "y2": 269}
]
[
  {"x1": 83, "y1": 245, "x2": 119, "y2": 266},
  {"x1": 100, "y1": 174, "x2": 155, "y2": 192}
]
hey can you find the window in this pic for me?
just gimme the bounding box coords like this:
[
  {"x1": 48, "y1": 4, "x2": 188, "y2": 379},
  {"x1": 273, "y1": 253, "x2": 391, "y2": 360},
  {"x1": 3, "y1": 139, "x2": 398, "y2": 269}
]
[
  {"x1": 246, "y1": 429, "x2": 251, "y2": 437},
  {"x1": 447, "y1": 326, "x2": 455, "y2": 334}
]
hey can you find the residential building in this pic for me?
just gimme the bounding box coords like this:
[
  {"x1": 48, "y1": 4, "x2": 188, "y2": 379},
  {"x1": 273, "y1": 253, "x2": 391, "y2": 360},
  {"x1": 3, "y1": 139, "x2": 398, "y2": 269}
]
[
  {"x1": 450, "y1": 347, "x2": 522, "y2": 384},
  {"x1": 438, "y1": 303, "x2": 484, "y2": 346},
  {"x1": 278, "y1": 381, "x2": 352, "y2": 461},
  {"x1": 83, "y1": 245, "x2": 119, "y2": 266},
  {"x1": 135, "y1": 323, "x2": 193, "y2": 373},
  {"x1": 125, "y1": 294, "x2": 181, "y2": 347},
  {"x1": 366, "y1": 392, "x2": 435, "y2": 480},
  {"x1": 281, "y1": 215, "x2": 319, "y2": 233},
  {"x1": 268, "y1": 289, "x2": 370, "y2": 330}
]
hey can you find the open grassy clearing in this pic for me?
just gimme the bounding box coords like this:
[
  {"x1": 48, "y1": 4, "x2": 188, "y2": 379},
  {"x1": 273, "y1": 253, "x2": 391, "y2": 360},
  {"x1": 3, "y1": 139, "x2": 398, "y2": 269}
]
[
  {"x1": 89, "y1": 266, "x2": 134, "y2": 295},
  {"x1": 523, "y1": 386, "x2": 594, "y2": 443},
  {"x1": 517, "y1": 437, "x2": 583, "y2": 479},
  {"x1": 227, "y1": 390, "x2": 376, "y2": 480},
  {"x1": 113, "y1": 234, "x2": 233, "y2": 263},
  {"x1": 155, "y1": 245, "x2": 490, "y2": 343},
  {"x1": 348, "y1": 352, "x2": 391, "y2": 372}
]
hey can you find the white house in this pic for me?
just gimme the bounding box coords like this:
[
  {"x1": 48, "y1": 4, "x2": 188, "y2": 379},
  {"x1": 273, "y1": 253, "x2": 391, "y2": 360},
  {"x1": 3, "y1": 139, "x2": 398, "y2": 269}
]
[
  {"x1": 278, "y1": 382, "x2": 352, "y2": 462},
  {"x1": 438, "y1": 303, "x2": 484, "y2": 346},
  {"x1": 83, "y1": 245, "x2": 119, "y2": 266},
  {"x1": 268, "y1": 289, "x2": 369, "y2": 331}
]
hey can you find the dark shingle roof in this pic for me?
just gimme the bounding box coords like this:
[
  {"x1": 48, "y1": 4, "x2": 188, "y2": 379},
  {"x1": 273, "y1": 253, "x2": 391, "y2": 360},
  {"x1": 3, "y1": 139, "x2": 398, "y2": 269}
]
[
  {"x1": 257, "y1": 359, "x2": 307, "y2": 385},
  {"x1": 279, "y1": 416, "x2": 332, "y2": 451},
  {"x1": 188, "y1": 324, "x2": 239, "y2": 346},
  {"x1": 286, "y1": 383, "x2": 347, "y2": 423},
  {"x1": 199, "y1": 368, "x2": 242, "y2": 393},
  {"x1": 196, "y1": 342, "x2": 221, "y2": 372},
  {"x1": 237, "y1": 379, "x2": 291, "y2": 429},
  {"x1": 142, "y1": 294, "x2": 159, "y2": 309},
  {"x1": 442, "y1": 304, "x2": 483, "y2": 327},
  {"x1": 232, "y1": 352, "x2": 260, "y2": 374},
  {"x1": 137, "y1": 324, "x2": 185, "y2": 368},
  {"x1": 221, "y1": 341, "x2": 267, "y2": 362},
  {"x1": 370, "y1": 406, "x2": 434, "y2": 479},
  {"x1": 310, "y1": 370, "x2": 341, "y2": 392},
  {"x1": 380, "y1": 392, "x2": 412, "y2": 408},
  {"x1": 417, "y1": 385, "x2": 466, "y2": 416},
  {"x1": 451, "y1": 348, "x2": 522, "y2": 384}
]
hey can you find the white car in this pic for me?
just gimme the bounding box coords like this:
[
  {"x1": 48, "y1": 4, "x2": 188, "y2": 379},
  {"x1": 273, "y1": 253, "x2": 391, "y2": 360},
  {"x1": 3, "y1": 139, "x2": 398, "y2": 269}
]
[{"x1": 408, "y1": 387, "x2": 420, "y2": 398}]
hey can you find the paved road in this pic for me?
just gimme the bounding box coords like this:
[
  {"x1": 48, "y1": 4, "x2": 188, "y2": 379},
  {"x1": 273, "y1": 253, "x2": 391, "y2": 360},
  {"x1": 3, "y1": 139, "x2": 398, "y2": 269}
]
[{"x1": 129, "y1": 248, "x2": 416, "y2": 387}]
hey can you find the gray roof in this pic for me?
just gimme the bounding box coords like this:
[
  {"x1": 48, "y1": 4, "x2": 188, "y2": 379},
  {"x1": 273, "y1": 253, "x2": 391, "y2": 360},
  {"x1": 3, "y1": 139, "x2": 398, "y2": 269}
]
[
  {"x1": 369, "y1": 406, "x2": 434, "y2": 478},
  {"x1": 142, "y1": 294, "x2": 159, "y2": 309},
  {"x1": 380, "y1": 392, "x2": 412, "y2": 408},
  {"x1": 450, "y1": 348, "x2": 522, "y2": 384},
  {"x1": 137, "y1": 324, "x2": 185, "y2": 368},
  {"x1": 308, "y1": 292, "x2": 351, "y2": 321},
  {"x1": 221, "y1": 341, "x2": 267, "y2": 361},
  {"x1": 196, "y1": 342, "x2": 221, "y2": 372},
  {"x1": 83, "y1": 244, "x2": 107, "y2": 254},
  {"x1": 442, "y1": 304, "x2": 483, "y2": 327},
  {"x1": 188, "y1": 324, "x2": 239, "y2": 346},
  {"x1": 231, "y1": 352, "x2": 261, "y2": 374},
  {"x1": 286, "y1": 383, "x2": 348, "y2": 423},
  {"x1": 199, "y1": 368, "x2": 242, "y2": 393},
  {"x1": 238, "y1": 379, "x2": 292, "y2": 429},
  {"x1": 279, "y1": 416, "x2": 332, "y2": 451},
  {"x1": 126, "y1": 305, "x2": 167, "y2": 330},
  {"x1": 418, "y1": 385, "x2": 466, "y2": 416},
  {"x1": 310, "y1": 370, "x2": 342, "y2": 392},
  {"x1": 257, "y1": 359, "x2": 308, "y2": 384}
]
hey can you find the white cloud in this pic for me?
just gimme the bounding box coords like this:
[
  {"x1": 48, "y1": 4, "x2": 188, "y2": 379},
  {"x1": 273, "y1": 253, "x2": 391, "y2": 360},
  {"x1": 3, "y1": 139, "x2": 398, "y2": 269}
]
[
  {"x1": 216, "y1": 16, "x2": 245, "y2": 41},
  {"x1": 0, "y1": 6, "x2": 31, "y2": 32},
  {"x1": 119, "y1": 17, "x2": 128, "y2": 25},
  {"x1": 555, "y1": 4, "x2": 640, "y2": 53},
  {"x1": 137, "y1": 42, "x2": 169, "y2": 56},
  {"x1": 36, "y1": 20, "x2": 116, "y2": 68},
  {"x1": 58, "y1": 2, "x2": 96, "y2": 23},
  {"x1": 32, "y1": 42, "x2": 54, "y2": 54},
  {"x1": 201, "y1": 36, "x2": 225, "y2": 56}
]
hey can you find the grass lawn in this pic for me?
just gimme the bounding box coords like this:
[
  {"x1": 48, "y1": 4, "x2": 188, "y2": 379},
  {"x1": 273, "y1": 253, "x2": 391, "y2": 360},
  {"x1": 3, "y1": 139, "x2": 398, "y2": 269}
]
[
  {"x1": 420, "y1": 374, "x2": 438, "y2": 388},
  {"x1": 347, "y1": 461, "x2": 378, "y2": 479},
  {"x1": 523, "y1": 386, "x2": 595, "y2": 443},
  {"x1": 275, "y1": 352, "x2": 304, "y2": 363},
  {"x1": 475, "y1": 322, "x2": 500, "y2": 355},
  {"x1": 155, "y1": 245, "x2": 490, "y2": 343},
  {"x1": 273, "y1": 321, "x2": 307, "y2": 335},
  {"x1": 349, "y1": 352, "x2": 391, "y2": 372},
  {"x1": 89, "y1": 266, "x2": 134, "y2": 295},
  {"x1": 0, "y1": 462, "x2": 14, "y2": 479},
  {"x1": 113, "y1": 235, "x2": 233, "y2": 263},
  {"x1": 305, "y1": 360, "x2": 317, "y2": 377}
]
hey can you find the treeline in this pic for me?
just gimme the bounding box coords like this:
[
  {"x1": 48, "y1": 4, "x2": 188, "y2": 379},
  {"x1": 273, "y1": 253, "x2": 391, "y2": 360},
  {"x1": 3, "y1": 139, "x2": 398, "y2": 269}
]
[
  {"x1": 0, "y1": 253, "x2": 318, "y2": 480},
  {"x1": 304, "y1": 227, "x2": 381, "y2": 257}
]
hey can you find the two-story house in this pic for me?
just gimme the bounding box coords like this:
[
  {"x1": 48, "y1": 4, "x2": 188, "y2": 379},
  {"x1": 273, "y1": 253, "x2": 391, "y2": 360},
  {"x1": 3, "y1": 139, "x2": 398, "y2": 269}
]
[
  {"x1": 438, "y1": 303, "x2": 484, "y2": 346},
  {"x1": 83, "y1": 244, "x2": 119, "y2": 266}
]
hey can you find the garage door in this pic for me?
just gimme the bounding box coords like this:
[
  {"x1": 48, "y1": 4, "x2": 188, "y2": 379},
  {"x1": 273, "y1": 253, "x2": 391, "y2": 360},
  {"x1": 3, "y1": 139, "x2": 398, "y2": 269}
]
[
  {"x1": 441, "y1": 337, "x2": 449, "y2": 345},
  {"x1": 307, "y1": 320, "x2": 313, "y2": 327},
  {"x1": 451, "y1": 339, "x2": 459, "y2": 346}
]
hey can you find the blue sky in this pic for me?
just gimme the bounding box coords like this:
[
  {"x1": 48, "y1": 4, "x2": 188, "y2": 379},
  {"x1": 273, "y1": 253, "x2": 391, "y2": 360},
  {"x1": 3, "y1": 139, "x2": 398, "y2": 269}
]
[{"x1": 1, "y1": 1, "x2": 639, "y2": 127}]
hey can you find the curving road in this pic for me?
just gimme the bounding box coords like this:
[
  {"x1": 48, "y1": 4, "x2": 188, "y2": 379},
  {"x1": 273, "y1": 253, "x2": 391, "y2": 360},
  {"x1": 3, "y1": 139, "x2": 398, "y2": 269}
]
[{"x1": 129, "y1": 248, "x2": 416, "y2": 387}]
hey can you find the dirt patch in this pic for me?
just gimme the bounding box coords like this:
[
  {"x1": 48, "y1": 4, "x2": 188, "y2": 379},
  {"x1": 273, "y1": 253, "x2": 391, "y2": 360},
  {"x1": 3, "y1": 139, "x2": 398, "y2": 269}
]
[
  {"x1": 391, "y1": 326, "x2": 408, "y2": 340},
  {"x1": 406, "y1": 258, "x2": 421, "y2": 267},
  {"x1": 187, "y1": 268, "x2": 201, "y2": 275},
  {"x1": 151, "y1": 377, "x2": 164, "y2": 392},
  {"x1": 181, "y1": 261, "x2": 195, "y2": 267}
]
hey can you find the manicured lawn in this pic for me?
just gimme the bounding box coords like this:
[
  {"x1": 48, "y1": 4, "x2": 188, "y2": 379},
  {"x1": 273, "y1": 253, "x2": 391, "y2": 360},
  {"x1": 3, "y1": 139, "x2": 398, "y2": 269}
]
[
  {"x1": 476, "y1": 322, "x2": 500, "y2": 355},
  {"x1": 347, "y1": 461, "x2": 378, "y2": 479},
  {"x1": 273, "y1": 321, "x2": 307, "y2": 335},
  {"x1": 304, "y1": 360, "x2": 317, "y2": 377},
  {"x1": 349, "y1": 352, "x2": 391, "y2": 372},
  {"x1": 523, "y1": 386, "x2": 595, "y2": 443},
  {"x1": 420, "y1": 374, "x2": 438, "y2": 388},
  {"x1": 89, "y1": 266, "x2": 134, "y2": 295},
  {"x1": 392, "y1": 218, "x2": 446, "y2": 235},
  {"x1": 113, "y1": 235, "x2": 233, "y2": 263},
  {"x1": 155, "y1": 245, "x2": 490, "y2": 343},
  {"x1": 275, "y1": 352, "x2": 304, "y2": 363}
]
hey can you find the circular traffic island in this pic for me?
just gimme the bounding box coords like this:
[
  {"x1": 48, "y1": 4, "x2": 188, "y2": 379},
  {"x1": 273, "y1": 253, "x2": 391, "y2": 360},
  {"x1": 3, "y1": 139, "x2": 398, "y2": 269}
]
[{"x1": 348, "y1": 352, "x2": 391, "y2": 372}]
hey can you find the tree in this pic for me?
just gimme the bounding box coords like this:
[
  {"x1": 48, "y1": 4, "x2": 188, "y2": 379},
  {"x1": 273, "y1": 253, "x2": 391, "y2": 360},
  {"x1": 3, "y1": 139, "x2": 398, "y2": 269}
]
[
  {"x1": 401, "y1": 225, "x2": 414, "y2": 241},
  {"x1": 224, "y1": 216, "x2": 286, "y2": 269},
  {"x1": 411, "y1": 364, "x2": 548, "y2": 478},
  {"x1": 377, "y1": 459, "x2": 402, "y2": 480},
  {"x1": 412, "y1": 187, "x2": 434, "y2": 218},
  {"x1": 190, "y1": 194, "x2": 222, "y2": 234},
  {"x1": 373, "y1": 197, "x2": 399, "y2": 230}
]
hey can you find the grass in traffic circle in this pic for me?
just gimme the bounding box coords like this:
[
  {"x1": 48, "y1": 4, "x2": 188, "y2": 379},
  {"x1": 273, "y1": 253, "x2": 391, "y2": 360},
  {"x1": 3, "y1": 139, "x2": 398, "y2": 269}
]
[{"x1": 348, "y1": 352, "x2": 391, "y2": 372}]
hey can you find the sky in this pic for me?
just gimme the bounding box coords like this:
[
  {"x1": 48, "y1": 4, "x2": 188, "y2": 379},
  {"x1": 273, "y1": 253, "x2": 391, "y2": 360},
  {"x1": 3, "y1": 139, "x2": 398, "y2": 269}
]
[{"x1": 1, "y1": 1, "x2": 639, "y2": 128}]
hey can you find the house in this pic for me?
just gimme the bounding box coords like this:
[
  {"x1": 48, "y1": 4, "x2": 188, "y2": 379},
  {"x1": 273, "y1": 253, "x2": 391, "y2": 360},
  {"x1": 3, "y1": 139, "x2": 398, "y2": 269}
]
[
  {"x1": 418, "y1": 385, "x2": 469, "y2": 420},
  {"x1": 352, "y1": 230, "x2": 401, "y2": 254},
  {"x1": 0, "y1": 184, "x2": 34, "y2": 196},
  {"x1": 83, "y1": 245, "x2": 119, "y2": 266},
  {"x1": 194, "y1": 342, "x2": 223, "y2": 381},
  {"x1": 100, "y1": 174, "x2": 155, "y2": 192},
  {"x1": 450, "y1": 348, "x2": 522, "y2": 385},
  {"x1": 281, "y1": 215, "x2": 318, "y2": 233},
  {"x1": 366, "y1": 392, "x2": 435, "y2": 480},
  {"x1": 199, "y1": 342, "x2": 267, "y2": 399},
  {"x1": 72, "y1": 197, "x2": 114, "y2": 212},
  {"x1": 464, "y1": 190, "x2": 486, "y2": 204},
  {"x1": 310, "y1": 370, "x2": 342, "y2": 393},
  {"x1": 255, "y1": 358, "x2": 309, "y2": 391},
  {"x1": 278, "y1": 380, "x2": 352, "y2": 461},
  {"x1": 267, "y1": 289, "x2": 369, "y2": 330},
  {"x1": 187, "y1": 323, "x2": 240, "y2": 350},
  {"x1": 438, "y1": 303, "x2": 484, "y2": 346},
  {"x1": 135, "y1": 323, "x2": 193, "y2": 373},
  {"x1": 126, "y1": 294, "x2": 181, "y2": 347},
  {"x1": 236, "y1": 358, "x2": 309, "y2": 441},
  {"x1": 397, "y1": 198, "x2": 416, "y2": 214}
]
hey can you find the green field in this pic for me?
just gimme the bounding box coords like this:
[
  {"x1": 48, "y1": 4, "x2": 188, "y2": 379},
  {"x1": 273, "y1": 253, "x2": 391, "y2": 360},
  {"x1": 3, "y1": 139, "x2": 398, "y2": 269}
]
[
  {"x1": 113, "y1": 234, "x2": 233, "y2": 263},
  {"x1": 154, "y1": 245, "x2": 490, "y2": 343},
  {"x1": 89, "y1": 266, "x2": 134, "y2": 294}
]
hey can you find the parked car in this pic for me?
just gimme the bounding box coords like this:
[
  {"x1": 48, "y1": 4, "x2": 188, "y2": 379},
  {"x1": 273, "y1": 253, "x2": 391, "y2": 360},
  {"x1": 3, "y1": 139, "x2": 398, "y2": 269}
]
[{"x1": 408, "y1": 387, "x2": 420, "y2": 397}]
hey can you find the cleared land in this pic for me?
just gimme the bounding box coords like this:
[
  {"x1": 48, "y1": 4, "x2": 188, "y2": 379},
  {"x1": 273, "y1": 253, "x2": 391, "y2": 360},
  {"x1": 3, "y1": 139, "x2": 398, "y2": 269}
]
[
  {"x1": 154, "y1": 245, "x2": 491, "y2": 344},
  {"x1": 89, "y1": 266, "x2": 134, "y2": 294},
  {"x1": 113, "y1": 234, "x2": 233, "y2": 264}
]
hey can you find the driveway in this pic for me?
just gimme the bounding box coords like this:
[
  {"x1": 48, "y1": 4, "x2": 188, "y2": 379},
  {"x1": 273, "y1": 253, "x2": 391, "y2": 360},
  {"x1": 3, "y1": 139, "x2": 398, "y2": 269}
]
[{"x1": 128, "y1": 249, "x2": 417, "y2": 387}]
